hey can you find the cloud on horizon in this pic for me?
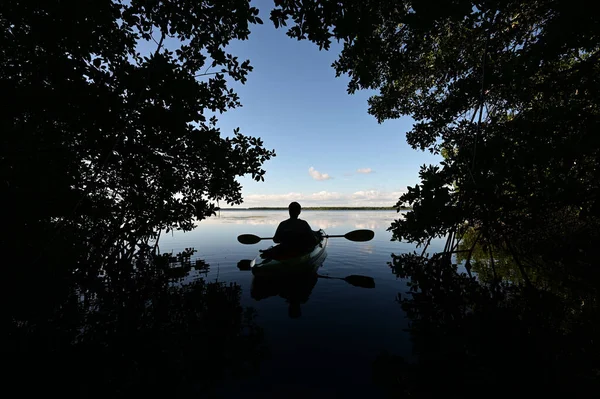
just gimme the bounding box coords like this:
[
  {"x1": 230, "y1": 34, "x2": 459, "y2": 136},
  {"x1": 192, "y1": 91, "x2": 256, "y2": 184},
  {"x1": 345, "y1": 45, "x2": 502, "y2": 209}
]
[
  {"x1": 356, "y1": 168, "x2": 374, "y2": 174},
  {"x1": 240, "y1": 190, "x2": 404, "y2": 208},
  {"x1": 308, "y1": 166, "x2": 331, "y2": 181}
]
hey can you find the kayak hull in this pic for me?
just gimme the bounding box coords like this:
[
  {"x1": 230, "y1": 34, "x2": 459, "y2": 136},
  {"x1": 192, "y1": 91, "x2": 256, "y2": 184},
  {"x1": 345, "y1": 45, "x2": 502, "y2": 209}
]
[{"x1": 251, "y1": 229, "x2": 328, "y2": 276}]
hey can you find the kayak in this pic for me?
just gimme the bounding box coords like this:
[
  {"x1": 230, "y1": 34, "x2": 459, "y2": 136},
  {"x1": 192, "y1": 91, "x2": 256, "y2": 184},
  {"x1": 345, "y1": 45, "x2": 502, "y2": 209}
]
[{"x1": 251, "y1": 229, "x2": 328, "y2": 276}]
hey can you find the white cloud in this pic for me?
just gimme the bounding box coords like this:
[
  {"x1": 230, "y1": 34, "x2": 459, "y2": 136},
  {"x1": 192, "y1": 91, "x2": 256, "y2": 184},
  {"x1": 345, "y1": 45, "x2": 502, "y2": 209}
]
[
  {"x1": 356, "y1": 168, "x2": 374, "y2": 174},
  {"x1": 351, "y1": 190, "x2": 379, "y2": 200},
  {"x1": 351, "y1": 190, "x2": 405, "y2": 204},
  {"x1": 242, "y1": 191, "x2": 341, "y2": 205},
  {"x1": 240, "y1": 190, "x2": 405, "y2": 208},
  {"x1": 309, "y1": 190, "x2": 342, "y2": 201},
  {"x1": 242, "y1": 192, "x2": 303, "y2": 204},
  {"x1": 308, "y1": 166, "x2": 331, "y2": 181}
]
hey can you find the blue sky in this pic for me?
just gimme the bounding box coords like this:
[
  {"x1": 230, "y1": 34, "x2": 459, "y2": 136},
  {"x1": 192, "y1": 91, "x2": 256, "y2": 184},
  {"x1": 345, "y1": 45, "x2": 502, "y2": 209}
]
[{"x1": 141, "y1": 0, "x2": 441, "y2": 207}]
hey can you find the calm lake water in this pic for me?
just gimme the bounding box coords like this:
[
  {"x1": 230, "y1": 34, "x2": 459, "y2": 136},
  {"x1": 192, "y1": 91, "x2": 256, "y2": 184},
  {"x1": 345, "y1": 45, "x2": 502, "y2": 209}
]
[{"x1": 159, "y1": 210, "x2": 447, "y2": 398}]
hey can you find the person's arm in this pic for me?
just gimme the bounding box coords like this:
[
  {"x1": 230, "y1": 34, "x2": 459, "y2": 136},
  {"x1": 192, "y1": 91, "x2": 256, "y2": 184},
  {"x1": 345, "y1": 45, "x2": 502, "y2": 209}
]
[
  {"x1": 303, "y1": 221, "x2": 318, "y2": 244},
  {"x1": 273, "y1": 222, "x2": 283, "y2": 243}
]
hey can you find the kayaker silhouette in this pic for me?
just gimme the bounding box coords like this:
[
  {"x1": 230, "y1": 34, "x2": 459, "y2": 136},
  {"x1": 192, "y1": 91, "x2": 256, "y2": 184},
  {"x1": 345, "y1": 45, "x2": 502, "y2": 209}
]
[{"x1": 273, "y1": 202, "x2": 319, "y2": 250}]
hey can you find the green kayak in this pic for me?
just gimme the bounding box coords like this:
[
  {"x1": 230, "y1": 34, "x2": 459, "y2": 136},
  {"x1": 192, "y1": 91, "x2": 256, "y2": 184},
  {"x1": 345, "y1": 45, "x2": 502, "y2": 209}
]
[{"x1": 251, "y1": 229, "x2": 328, "y2": 276}]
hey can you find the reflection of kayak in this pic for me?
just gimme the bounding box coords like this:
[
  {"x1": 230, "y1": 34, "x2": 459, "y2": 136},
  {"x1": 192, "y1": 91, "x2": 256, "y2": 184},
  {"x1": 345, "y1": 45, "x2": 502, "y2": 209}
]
[
  {"x1": 251, "y1": 229, "x2": 328, "y2": 276},
  {"x1": 251, "y1": 271, "x2": 318, "y2": 303},
  {"x1": 251, "y1": 270, "x2": 319, "y2": 318},
  {"x1": 251, "y1": 243, "x2": 324, "y2": 318}
]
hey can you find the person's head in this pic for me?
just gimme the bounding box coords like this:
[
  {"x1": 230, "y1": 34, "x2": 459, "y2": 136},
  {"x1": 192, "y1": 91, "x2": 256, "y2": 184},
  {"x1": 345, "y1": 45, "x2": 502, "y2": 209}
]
[{"x1": 288, "y1": 202, "x2": 301, "y2": 219}]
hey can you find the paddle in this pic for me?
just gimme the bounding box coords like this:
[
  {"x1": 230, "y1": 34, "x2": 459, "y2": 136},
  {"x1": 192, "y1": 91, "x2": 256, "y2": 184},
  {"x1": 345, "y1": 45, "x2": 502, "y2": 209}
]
[
  {"x1": 317, "y1": 274, "x2": 376, "y2": 289},
  {"x1": 237, "y1": 259, "x2": 252, "y2": 271},
  {"x1": 237, "y1": 229, "x2": 375, "y2": 245},
  {"x1": 236, "y1": 261, "x2": 375, "y2": 289}
]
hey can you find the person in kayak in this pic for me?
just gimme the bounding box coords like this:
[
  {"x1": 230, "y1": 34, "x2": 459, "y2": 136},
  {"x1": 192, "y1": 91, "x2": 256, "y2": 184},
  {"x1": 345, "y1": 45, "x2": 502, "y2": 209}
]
[{"x1": 272, "y1": 202, "x2": 319, "y2": 251}]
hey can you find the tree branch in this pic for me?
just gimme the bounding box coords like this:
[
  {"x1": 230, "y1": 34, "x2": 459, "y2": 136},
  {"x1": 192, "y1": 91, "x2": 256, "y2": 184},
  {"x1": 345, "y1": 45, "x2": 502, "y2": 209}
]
[
  {"x1": 420, "y1": 236, "x2": 433, "y2": 257},
  {"x1": 194, "y1": 72, "x2": 220, "y2": 78},
  {"x1": 153, "y1": 31, "x2": 166, "y2": 57}
]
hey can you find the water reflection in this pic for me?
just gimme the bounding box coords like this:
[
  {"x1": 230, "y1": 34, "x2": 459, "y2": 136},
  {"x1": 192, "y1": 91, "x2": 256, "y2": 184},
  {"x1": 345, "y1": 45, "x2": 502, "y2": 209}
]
[
  {"x1": 378, "y1": 241, "x2": 600, "y2": 397},
  {"x1": 358, "y1": 244, "x2": 375, "y2": 254},
  {"x1": 155, "y1": 209, "x2": 429, "y2": 398},
  {"x1": 249, "y1": 252, "x2": 326, "y2": 319},
  {"x1": 251, "y1": 272, "x2": 319, "y2": 318},
  {"x1": 246, "y1": 252, "x2": 377, "y2": 320},
  {"x1": 311, "y1": 219, "x2": 345, "y2": 229},
  {"x1": 7, "y1": 247, "x2": 265, "y2": 396}
]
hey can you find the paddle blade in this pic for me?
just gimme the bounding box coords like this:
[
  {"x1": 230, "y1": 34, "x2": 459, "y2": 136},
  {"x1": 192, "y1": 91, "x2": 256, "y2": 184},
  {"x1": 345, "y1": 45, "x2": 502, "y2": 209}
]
[
  {"x1": 343, "y1": 229, "x2": 375, "y2": 242},
  {"x1": 237, "y1": 234, "x2": 261, "y2": 245},
  {"x1": 237, "y1": 259, "x2": 252, "y2": 271},
  {"x1": 343, "y1": 275, "x2": 376, "y2": 289}
]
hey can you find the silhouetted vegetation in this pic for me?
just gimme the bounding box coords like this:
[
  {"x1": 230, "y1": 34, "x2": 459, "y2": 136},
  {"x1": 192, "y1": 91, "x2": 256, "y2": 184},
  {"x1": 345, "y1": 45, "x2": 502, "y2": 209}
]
[
  {"x1": 272, "y1": 0, "x2": 600, "y2": 396},
  {"x1": 2, "y1": 0, "x2": 274, "y2": 265},
  {"x1": 5, "y1": 0, "x2": 600, "y2": 397},
  {"x1": 2, "y1": 1, "x2": 272, "y2": 396},
  {"x1": 271, "y1": 0, "x2": 600, "y2": 275},
  {"x1": 5, "y1": 248, "x2": 266, "y2": 397}
]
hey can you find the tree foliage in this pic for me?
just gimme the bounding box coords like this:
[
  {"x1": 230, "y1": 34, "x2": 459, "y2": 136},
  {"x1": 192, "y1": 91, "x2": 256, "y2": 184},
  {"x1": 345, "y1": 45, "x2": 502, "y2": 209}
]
[
  {"x1": 1, "y1": 0, "x2": 275, "y2": 256},
  {"x1": 270, "y1": 0, "x2": 600, "y2": 267}
]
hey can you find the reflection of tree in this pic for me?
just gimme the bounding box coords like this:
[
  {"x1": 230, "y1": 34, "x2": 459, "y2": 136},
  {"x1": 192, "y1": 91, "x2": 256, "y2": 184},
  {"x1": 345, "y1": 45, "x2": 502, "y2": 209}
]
[
  {"x1": 457, "y1": 227, "x2": 600, "y2": 299},
  {"x1": 375, "y1": 253, "x2": 600, "y2": 398},
  {"x1": 456, "y1": 227, "x2": 527, "y2": 284},
  {"x1": 5, "y1": 246, "x2": 265, "y2": 396}
]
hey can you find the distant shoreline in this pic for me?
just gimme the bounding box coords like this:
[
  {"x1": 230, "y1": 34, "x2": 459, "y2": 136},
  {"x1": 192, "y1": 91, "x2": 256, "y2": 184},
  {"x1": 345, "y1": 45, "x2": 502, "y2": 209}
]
[{"x1": 219, "y1": 207, "x2": 411, "y2": 211}]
